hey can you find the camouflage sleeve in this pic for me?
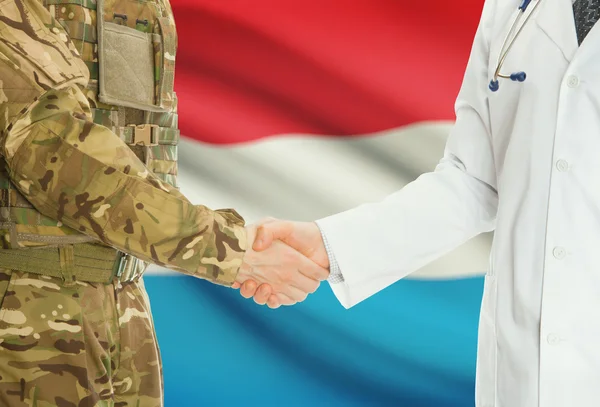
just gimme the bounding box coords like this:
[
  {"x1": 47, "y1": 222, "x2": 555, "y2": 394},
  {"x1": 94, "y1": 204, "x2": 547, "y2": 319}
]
[{"x1": 0, "y1": 0, "x2": 246, "y2": 286}]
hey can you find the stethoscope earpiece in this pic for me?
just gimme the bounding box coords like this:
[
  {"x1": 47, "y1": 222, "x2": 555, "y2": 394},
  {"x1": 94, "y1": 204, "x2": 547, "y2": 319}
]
[{"x1": 489, "y1": 80, "x2": 500, "y2": 92}]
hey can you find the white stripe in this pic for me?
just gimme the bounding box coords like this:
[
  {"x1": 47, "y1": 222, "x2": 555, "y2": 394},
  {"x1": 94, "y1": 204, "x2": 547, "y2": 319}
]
[{"x1": 147, "y1": 121, "x2": 491, "y2": 279}]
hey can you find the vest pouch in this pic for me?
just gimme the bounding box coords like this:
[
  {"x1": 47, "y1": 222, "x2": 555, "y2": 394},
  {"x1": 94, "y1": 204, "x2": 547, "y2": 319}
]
[{"x1": 97, "y1": 0, "x2": 169, "y2": 112}]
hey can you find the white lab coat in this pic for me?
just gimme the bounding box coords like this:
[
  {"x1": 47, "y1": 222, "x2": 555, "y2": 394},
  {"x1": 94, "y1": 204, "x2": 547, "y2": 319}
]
[{"x1": 317, "y1": 0, "x2": 600, "y2": 405}]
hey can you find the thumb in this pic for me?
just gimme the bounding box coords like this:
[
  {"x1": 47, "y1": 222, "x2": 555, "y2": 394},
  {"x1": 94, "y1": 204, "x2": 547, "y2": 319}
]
[
  {"x1": 252, "y1": 223, "x2": 275, "y2": 251},
  {"x1": 252, "y1": 221, "x2": 294, "y2": 251}
]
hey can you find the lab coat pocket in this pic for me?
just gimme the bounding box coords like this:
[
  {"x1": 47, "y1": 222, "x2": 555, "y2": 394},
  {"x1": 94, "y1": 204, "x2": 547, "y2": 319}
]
[{"x1": 475, "y1": 273, "x2": 498, "y2": 407}]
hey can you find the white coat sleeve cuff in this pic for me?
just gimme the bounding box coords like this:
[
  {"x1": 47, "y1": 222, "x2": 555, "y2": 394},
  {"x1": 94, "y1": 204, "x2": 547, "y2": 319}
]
[
  {"x1": 316, "y1": 212, "x2": 403, "y2": 309},
  {"x1": 315, "y1": 221, "x2": 345, "y2": 284}
]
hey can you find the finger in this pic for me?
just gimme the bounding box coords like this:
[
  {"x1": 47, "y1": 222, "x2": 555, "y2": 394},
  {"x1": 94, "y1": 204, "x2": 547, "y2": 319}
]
[
  {"x1": 287, "y1": 270, "x2": 320, "y2": 295},
  {"x1": 253, "y1": 221, "x2": 294, "y2": 252},
  {"x1": 231, "y1": 282, "x2": 241, "y2": 289},
  {"x1": 240, "y1": 280, "x2": 258, "y2": 299},
  {"x1": 267, "y1": 295, "x2": 281, "y2": 309},
  {"x1": 280, "y1": 284, "x2": 309, "y2": 303},
  {"x1": 253, "y1": 283, "x2": 273, "y2": 305},
  {"x1": 251, "y1": 217, "x2": 279, "y2": 251},
  {"x1": 276, "y1": 293, "x2": 297, "y2": 306},
  {"x1": 294, "y1": 251, "x2": 330, "y2": 281},
  {"x1": 267, "y1": 293, "x2": 298, "y2": 308}
]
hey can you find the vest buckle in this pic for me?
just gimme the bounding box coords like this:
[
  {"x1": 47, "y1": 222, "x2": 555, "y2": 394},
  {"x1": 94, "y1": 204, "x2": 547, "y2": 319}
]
[
  {"x1": 113, "y1": 251, "x2": 127, "y2": 279},
  {"x1": 112, "y1": 251, "x2": 143, "y2": 283},
  {"x1": 128, "y1": 124, "x2": 158, "y2": 146}
]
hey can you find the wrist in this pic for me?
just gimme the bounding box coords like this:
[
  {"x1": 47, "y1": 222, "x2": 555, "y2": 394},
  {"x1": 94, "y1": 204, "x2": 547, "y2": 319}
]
[{"x1": 237, "y1": 225, "x2": 256, "y2": 284}]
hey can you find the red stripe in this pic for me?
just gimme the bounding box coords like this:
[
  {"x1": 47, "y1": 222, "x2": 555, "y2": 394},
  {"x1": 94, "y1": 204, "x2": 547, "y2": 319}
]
[{"x1": 172, "y1": 0, "x2": 485, "y2": 144}]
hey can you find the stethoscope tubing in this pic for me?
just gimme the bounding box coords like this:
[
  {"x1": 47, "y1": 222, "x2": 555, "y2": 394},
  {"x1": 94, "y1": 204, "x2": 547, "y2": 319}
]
[{"x1": 490, "y1": 0, "x2": 543, "y2": 90}]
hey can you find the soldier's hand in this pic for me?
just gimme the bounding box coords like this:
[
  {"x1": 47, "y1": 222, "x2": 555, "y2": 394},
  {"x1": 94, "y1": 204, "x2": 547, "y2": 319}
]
[
  {"x1": 233, "y1": 219, "x2": 330, "y2": 308},
  {"x1": 234, "y1": 225, "x2": 329, "y2": 307}
]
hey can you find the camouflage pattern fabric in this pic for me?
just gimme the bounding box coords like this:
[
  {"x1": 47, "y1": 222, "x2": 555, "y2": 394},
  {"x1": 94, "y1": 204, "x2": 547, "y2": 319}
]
[
  {"x1": 0, "y1": 0, "x2": 249, "y2": 405},
  {"x1": 0, "y1": 268, "x2": 162, "y2": 407},
  {"x1": 0, "y1": 0, "x2": 247, "y2": 286},
  {"x1": 6, "y1": 86, "x2": 246, "y2": 284}
]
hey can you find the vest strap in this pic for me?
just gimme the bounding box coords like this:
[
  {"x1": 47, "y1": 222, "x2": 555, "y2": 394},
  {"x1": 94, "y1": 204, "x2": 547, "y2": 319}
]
[{"x1": 58, "y1": 245, "x2": 76, "y2": 286}]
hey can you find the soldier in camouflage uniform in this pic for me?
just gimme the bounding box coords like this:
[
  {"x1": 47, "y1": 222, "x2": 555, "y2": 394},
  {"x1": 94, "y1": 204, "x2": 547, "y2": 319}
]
[{"x1": 0, "y1": 0, "x2": 329, "y2": 405}]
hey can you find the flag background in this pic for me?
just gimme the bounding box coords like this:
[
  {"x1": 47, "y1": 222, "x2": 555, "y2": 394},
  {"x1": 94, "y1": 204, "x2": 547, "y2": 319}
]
[{"x1": 144, "y1": 0, "x2": 490, "y2": 405}]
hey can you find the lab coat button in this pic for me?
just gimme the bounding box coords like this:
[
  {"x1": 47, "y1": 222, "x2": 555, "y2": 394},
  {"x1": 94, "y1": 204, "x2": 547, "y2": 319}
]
[
  {"x1": 547, "y1": 334, "x2": 560, "y2": 345},
  {"x1": 556, "y1": 159, "x2": 569, "y2": 172},
  {"x1": 553, "y1": 247, "x2": 566, "y2": 259},
  {"x1": 567, "y1": 75, "x2": 579, "y2": 88}
]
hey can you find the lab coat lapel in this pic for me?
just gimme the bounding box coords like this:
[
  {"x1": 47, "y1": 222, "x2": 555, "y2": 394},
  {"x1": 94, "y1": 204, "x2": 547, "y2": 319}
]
[{"x1": 535, "y1": 0, "x2": 578, "y2": 61}]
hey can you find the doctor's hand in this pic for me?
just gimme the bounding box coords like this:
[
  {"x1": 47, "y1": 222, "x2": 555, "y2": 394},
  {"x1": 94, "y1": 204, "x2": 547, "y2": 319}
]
[
  {"x1": 234, "y1": 224, "x2": 329, "y2": 306},
  {"x1": 233, "y1": 219, "x2": 329, "y2": 308}
]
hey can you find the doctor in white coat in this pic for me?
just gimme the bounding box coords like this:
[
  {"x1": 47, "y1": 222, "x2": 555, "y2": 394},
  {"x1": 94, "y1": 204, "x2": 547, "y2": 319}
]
[{"x1": 236, "y1": 0, "x2": 600, "y2": 405}]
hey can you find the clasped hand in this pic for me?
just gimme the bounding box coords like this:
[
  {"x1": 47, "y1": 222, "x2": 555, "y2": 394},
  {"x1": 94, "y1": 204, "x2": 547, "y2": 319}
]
[{"x1": 233, "y1": 219, "x2": 329, "y2": 309}]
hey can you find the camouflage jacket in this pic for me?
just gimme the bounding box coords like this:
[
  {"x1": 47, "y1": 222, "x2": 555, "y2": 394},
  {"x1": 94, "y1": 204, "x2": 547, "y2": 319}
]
[{"x1": 0, "y1": 0, "x2": 246, "y2": 286}]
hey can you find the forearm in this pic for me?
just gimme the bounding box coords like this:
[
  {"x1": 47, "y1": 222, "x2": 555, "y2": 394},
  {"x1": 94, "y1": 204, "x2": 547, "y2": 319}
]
[
  {"x1": 317, "y1": 158, "x2": 498, "y2": 307},
  {"x1": 0, "y1": 0, "x2": 246, "y2": 285},
  {"x1": 4, "y1": 85, "x2": 246, "y2": 285}
]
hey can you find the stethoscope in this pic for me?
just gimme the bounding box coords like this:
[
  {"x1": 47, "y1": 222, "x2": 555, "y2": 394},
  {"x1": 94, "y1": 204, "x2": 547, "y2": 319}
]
[{"x1": 489, "y1": 0, "x2": 543, "y2": 92}]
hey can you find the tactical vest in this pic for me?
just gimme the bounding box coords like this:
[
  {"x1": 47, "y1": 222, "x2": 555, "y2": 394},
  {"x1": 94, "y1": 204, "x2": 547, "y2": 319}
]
[{"x1": 0, "y1": 0, "x2": 179, "y2": 282}]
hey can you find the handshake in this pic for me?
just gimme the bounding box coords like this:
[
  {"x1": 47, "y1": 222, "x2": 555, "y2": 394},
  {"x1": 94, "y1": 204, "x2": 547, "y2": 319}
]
[{"x1": 232, "y1": 219, "x2": 329, "y2": 309}]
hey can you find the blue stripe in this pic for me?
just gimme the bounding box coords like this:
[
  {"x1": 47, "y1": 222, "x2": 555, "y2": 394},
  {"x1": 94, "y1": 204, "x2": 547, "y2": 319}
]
[{"x1": 144, "y1": 275, "x2": 484, "y2": 407}]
